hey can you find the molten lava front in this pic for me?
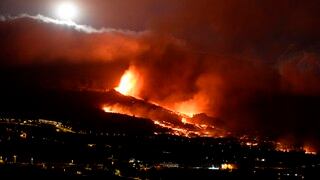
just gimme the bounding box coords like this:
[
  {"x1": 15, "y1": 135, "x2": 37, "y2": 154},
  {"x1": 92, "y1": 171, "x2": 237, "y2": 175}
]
[{"x1": 102, "y1": 102, "x2": 224, "y2": 137}]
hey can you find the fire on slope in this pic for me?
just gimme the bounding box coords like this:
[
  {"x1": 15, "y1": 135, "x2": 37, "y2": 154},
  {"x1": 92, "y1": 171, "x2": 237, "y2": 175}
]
[
  {"x1": 115, "y1": 66, "x2": 206, "y2": 117},
  {"x1": 102, "y1": 67, "x2": 227, "y2": 138},
  {"x1": 101, "y1": 67, "x2": 318, "y2": 154},
  {"x1": 115, "y1": 66, "x2": 141, "y2": 96},
  {"x1": 102, "y1": 103, "x2": 226, "y2": 137}
]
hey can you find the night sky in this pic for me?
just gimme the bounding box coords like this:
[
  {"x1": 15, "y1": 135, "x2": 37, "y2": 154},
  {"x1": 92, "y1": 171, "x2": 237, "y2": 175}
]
[{"x1": 1, "y1": 0, "x2": 320, "y2": 148}]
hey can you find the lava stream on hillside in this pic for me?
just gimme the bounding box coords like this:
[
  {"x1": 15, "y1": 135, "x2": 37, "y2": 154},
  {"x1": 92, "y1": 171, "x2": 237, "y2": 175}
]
[{"x1": 101, "y1": 67, "x2": 228, "y2": 138}]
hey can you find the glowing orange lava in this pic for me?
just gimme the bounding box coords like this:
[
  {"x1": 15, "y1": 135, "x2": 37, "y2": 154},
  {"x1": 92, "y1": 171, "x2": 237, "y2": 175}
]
[
  {"x1": 174, "y1": 102, "x2": 199, "y2": 117},
  {"x1": 181, "y1": 117, "x2": 188, "y2": 124},
  {"x1": 102, "y1": 104, "x2": 135, "y2": 117},
  {"x1": 102, "y1": 103, "x2": 225, "y2": 138},
  {"x1": 106, "y1": 66, "x2": 226, "y2": 138},
  {"x1": 173, "y1": 93, "x2": 211, "y2": 117},
  {"x1": 102, "y1": 106, "x2": 113, "y2": 113},
  {"x1": 304, "y1": 145, "x2": 317, "y2": 155},
  {"x1": 115, "y1": 67, "x2": 140, "y2": 96}
]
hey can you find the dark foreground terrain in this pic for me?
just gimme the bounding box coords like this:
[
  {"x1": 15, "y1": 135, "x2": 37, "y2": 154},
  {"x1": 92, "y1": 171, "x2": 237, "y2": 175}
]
[{"x1": 0, "y1": 116, "x2": 319, "y2": 179}]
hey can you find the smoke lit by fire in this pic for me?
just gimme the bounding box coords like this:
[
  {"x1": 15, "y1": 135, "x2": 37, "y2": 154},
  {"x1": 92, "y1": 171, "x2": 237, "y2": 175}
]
[{"x1": 174, "y1": 102, "x2": 200, "y2": 117}]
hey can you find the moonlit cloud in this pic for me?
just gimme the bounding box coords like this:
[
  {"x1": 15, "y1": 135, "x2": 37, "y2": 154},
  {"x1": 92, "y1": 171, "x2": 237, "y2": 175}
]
[{"x1": 3, "y1": 14, "x2": 138, "y2": 34}]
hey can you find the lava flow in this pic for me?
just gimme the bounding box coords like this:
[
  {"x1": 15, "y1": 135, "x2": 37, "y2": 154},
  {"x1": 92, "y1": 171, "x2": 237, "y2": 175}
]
[{"x1": 103, "y1": 67, "x2": 227, "y2": 138}]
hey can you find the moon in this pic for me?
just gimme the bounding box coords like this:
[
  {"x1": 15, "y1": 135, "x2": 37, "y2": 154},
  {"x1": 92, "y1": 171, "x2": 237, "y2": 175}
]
[{"x1": 56, "y1": 2, "x2": 78, "y2": 21}]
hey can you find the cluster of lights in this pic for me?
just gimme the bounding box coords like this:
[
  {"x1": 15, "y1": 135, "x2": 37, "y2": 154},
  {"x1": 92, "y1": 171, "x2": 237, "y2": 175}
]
[{"x1": 220, "y1": 163, "x2": 236, "y2": 170}]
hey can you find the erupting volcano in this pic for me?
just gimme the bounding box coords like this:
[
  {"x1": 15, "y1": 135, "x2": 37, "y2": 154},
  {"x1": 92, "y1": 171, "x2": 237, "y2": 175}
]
[
  {"x1": 102, "y1": 67, "x2": 227, "y2": 138},
  {"x1": 1, "y1": 1, "x2": 320, "y2": 178}
]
